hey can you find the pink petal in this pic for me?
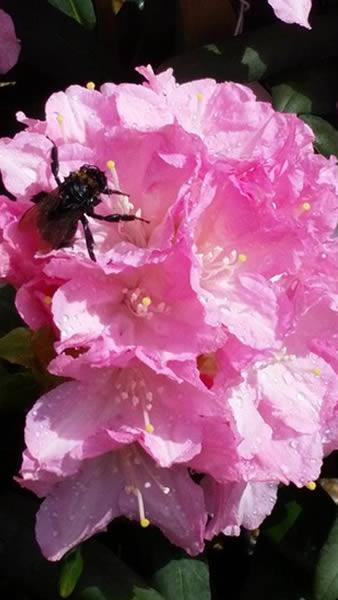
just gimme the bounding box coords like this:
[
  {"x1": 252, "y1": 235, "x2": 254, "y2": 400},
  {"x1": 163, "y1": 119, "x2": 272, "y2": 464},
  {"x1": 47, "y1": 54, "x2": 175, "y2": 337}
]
[
  {"x1": 0, "y1": 9, "x2": 20, "y2": 74},
  {"x1": 36, "y1": 454, "x2": 124, "y2": 560},
  {"x1": 203, "y1": 478, "x2": 278, "y2": 539},
  {"x1": 24, "y1": 375, "x2": 127, "y2": 475},
  {"x1": 118, "y1": 449, "x2": 207, "y2": 555},
  {"x1": 268, "y1": 0, "x2": 311, "y2": 28},
  {"x1": 0, "y1": 133, "x2": 52, "y2": 197}
]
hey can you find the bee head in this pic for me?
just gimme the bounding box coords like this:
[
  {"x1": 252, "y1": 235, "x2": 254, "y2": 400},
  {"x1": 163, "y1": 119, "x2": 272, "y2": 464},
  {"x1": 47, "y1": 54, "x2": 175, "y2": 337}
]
[{"x1": 77, "y1": 165, "x2": 108, "y2": 194}]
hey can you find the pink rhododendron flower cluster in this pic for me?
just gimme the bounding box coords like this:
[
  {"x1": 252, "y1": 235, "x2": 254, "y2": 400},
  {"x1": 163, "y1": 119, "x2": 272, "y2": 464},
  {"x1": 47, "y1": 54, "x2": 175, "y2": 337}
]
[
  {"x1": 1, "y1": 66, "x2": 338, "y2": 561},
  {"x1": 0, "y1": 9, "x2": 20, "y2": 74}
]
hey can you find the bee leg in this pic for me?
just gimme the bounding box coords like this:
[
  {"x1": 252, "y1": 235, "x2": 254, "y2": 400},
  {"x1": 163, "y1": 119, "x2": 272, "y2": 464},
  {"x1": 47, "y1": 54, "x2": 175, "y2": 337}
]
[
  {"x1": 31, "y1": 191, "x2": 48, "y2": 204},
  {"x1": 50, "y1": 142, "x2": 62, "y2": 186},
  {"x1": 90, "y1": 212, "x2": 150, "y2": 224},
  {"x1": 104, "y1": 188, "x2": 130, "y2": 197},
  {"x1": 80, "y1": 215, "x2": 96, "y2": 262}
]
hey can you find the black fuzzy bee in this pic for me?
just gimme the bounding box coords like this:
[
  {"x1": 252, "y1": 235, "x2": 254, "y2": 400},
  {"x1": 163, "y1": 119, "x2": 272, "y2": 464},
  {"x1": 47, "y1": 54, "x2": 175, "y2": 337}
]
[{"x1": 20, "y1": 143, "x2": 148, "y2": 262}]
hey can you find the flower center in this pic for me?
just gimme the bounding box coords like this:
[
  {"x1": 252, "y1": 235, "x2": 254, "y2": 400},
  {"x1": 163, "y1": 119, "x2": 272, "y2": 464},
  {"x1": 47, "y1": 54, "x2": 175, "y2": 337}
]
[
  {"x1": 106, "y1": 159, "x2": 148, "y2": 247},
  {"x1": 123, "y1": 286, "x2": 170, "y2": 320},
  {"x1": 123, "y1": 287, "x2": 154, "y2": 319},
  {"x1": 200, "y1": 245, "x2": 247, "y2": 282},
  {"x1": 114, "y1": 370, "x2": 155, "y2": 434}
]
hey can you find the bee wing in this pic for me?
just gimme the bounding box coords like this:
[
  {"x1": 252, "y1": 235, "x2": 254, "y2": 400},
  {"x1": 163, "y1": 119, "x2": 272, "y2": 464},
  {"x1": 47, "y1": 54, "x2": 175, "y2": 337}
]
[
  {"x1": 18, "y1": 190, "x2": 53, "y2": 231},
  {"x1": 18, "y1": 203, "x2": 53, "y2": 253},
  {"x1": 19, "y1": 203, "x2": 40, "y2": 230},
  {"x1": 19, "y1": 190, "x2": 59, "y2": 230},
  {"x1": 38, "y1": 210, "x2": 79, "y2": 249},
  {"x1": 19, "y1": 191, "x2": 80, "y2": 252}
]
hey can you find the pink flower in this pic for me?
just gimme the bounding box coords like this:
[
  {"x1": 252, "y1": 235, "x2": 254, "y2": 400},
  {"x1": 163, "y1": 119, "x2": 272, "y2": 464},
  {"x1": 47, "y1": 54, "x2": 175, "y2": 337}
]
[
  {"x1": 0, "y1": 9, "x2": 20, "y2": 74},
  {"x1": 44, "y1": 245, "x2": 224, "y2": 380},
  {"x1": 31, "y1": 447, "x2": 206, "y2": 561},
  {"x1": 192, "y1": 352, "x2": 337, "y2": 487},
  {"x1": 22, "y1": 361, "x2": 218, "y2": 473},
  {"x1": 0, "y1": 68, "x2": 336, "y2": 560},
  {"x1": 18, "y1": 361, "x2": 213, "y2": 559},
  {"x1": 268, "y1": 0, "x2": 312, "y2": 29}
]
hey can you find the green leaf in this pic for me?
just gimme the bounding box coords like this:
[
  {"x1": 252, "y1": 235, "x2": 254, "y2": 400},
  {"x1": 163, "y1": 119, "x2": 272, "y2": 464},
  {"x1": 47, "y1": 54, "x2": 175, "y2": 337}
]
[
  {"x1": 73, "y1": 541, "x2": 165, "y2": 600},
  {"x1": 0, "y1": 325, "x2": 61, "y2": 390},
  {"x1": 162, "y1": 11, "x2": 338, "y2": 84},
  {"x1": 270, "y1": 63, "x2": 338, "y2": 117},
  {"x1": 151, "y1": 557, "x2": 210, "y2": 600},
  {"x1": 135, "y1": 528, "x2": 211, "y2": 600},
  {"x1": 272, "y1": 84, "x2": 312, "y2": 115},
  {"x1": 314, "y1": 510, "x2": 338, "y2": 600},
  {"x1": 48, "y1": 0, "x2": 96, "y2": 28},
  {"x1": 261, "y1": 483, "x2": 336, "y2": 581},
  {"x1": 300, "y1": 115, "x2": 338, "y2": 158},
  {"x1": 59, "y1": 548, "x2": 84, "y2": 598},
  {"x1": 0, "y1": 327, "x2": 34, "y2": 368},
  {"x1": 265, "y1": 500, "x2": 302, "y2": 545}
]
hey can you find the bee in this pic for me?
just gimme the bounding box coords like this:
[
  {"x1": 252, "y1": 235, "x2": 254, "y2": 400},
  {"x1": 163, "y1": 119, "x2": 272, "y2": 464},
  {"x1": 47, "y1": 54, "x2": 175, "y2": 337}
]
[{"x1": 19, "y1": 143, "x2": 148, "y2": 262}]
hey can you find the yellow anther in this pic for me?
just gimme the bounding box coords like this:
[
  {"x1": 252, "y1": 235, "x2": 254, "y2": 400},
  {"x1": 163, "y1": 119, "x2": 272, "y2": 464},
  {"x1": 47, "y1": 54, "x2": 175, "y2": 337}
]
[
  {"x1": 238, "y1": 253, "x2": 247, "y2": 263},
  {"x1": 145, "y1": 423, "x2": 154, "y2": 434},
  {"x1": 142, "y1": 296, "x2": 152, "y2": 308},
  {"x1": 56, "y1": 113, "x2": 64, "y2": 125},
  {"x1": 312, "y1": 367, "x2": 322, "y2": 376},
  {"x1": 86, "y1": 81, "x2": 96, "y2": 90},
  {"x1": 196, "y1": 92, "x2": 204, "y2": 102},
  {"x1": 43, "y1": 296, "x2": 53, "y2": 305},
  {"x1": 301, "y1": 202, "x2": 311, "y2": 212},
  {"x1": 140, "y1": 518, "x2": 150, "y2": 528},
  {"x1": 305, "y1": 481, "x2": 317, "y2": 491},
  {"x1": 106, "y1": 160, "x2": 115, "y2": 170}
]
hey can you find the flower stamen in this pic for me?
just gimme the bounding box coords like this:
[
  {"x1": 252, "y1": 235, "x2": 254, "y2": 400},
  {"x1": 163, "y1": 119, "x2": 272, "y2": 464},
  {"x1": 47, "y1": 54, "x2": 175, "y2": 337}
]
[
  {"x1": 305, "y1": 481, "x2": 317, "y2": 491},
  {"x1": 134, "y1": 488, "x2": 150, "y2": 527},
  {"x1": 56, "y1": 113, "x2": 65, "y2": 136},
  {"x1": 106, "y1": 158, "x2": 122, "y2": 193},
  {"x1": 300, "y1": 201, "x2": 311, "y2": 212}
]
